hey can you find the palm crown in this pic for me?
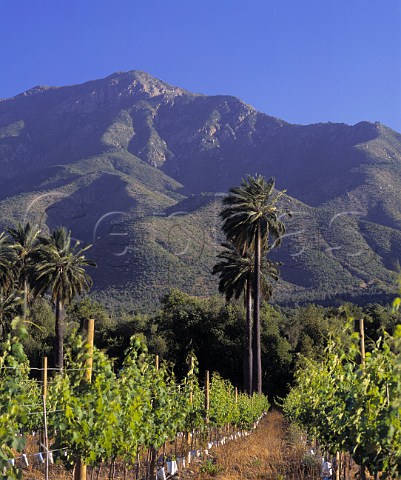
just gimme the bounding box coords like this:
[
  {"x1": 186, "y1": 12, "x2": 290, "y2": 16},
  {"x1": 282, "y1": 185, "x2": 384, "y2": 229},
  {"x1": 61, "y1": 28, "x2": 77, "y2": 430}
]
[
  {"x1": 220, "y1": 175, "x2": 287, "y2": 252},
  {"x1": 33, "y1": 227, "x2": 95, "y2": 302},
  {"x1": 213, "y1": 241, "x2": 280, "y2": 302}
]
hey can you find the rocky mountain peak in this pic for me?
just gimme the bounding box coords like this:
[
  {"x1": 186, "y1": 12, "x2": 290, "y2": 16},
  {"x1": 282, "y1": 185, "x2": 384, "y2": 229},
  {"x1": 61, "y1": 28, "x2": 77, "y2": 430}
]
[{"x1": 100, "y1": 70, "x2": 194, "y2": 100}]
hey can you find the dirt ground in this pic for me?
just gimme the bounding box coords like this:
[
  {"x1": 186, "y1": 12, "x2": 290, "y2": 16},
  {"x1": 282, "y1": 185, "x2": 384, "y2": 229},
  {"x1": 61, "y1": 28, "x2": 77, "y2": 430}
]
[{"x1": 186, "y1": 409, "x2": 319, "y2": 480}]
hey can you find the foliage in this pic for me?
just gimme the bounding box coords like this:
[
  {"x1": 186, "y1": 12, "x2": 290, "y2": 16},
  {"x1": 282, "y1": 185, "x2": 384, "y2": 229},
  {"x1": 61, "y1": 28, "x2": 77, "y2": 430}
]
[
  {"x1": 0, "y1": 290, "x2": 23, "y2": 340},
  {"x1": 43, "y1": 330, "x2": 269, "y2": 473},
  {"x1": 154, "y1": 290, "x2": 323, "y2": 397},
  {"x1": 0, "y1": 320, "x2": 40, "y2": 479},
  {"x1": 155, "y1": 290, "x2": 244, "y2": 384},
  {"x1": 31, "y1": 226, "x2": 95, "y2": 305},
  {"x1": 260, "y1": 304, "x2": 292, "y2": 397},
  {"x1": 48, "y1": 332, "x2": 120, "y2": 467},
  {"x1": 283, "y1": 323, "x2": 401, "y2": 477},
  {"x1": 209, "y1": 373, "x2": 238, "y2": 427},
  {"x1": 199, "y1": 458, "x2": 223, "y2": 475},
  {"x1": 22, "y1": 297, "x2": 55, "y2": 367},
  {"x1": 0, "y1": 231, "x2": 16, "y2": 293},
  {"x1": 220, "y1": 175, "x2": 287, "y2": 252},
  {"x1": 0, "y1": 222, "x2": 96, "y2": 370},
  {"x1": 7, "y1": 222, "x2": 41, "y2": 293},
  {"x1": 116, "y1": 337, "x2": 191, "y2": 455}
]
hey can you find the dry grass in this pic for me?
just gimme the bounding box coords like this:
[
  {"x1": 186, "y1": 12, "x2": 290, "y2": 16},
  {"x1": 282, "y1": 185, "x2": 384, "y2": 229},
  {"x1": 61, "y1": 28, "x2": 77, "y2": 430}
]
[{"x1": 188, "y1": 409, "x2": 319, "y2": 480}]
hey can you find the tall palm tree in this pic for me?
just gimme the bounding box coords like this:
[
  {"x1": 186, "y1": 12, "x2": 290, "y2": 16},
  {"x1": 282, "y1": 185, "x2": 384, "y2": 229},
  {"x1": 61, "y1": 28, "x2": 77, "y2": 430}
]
[
  {"x1": 31, "y1": 227, "x2": 96, "y2": 369},
  {"x1": 220, "y1": 175, "x2": 289, "y2": 393},
  {"x1": 213, "y1": 240, "x2": 280, "y2": 394},
  {"x1": 0, "y1": 231, "x2": 17, "y2": 293},
  {"x1": 6, "y1": 222, "x2": 41, "y2": 317}
]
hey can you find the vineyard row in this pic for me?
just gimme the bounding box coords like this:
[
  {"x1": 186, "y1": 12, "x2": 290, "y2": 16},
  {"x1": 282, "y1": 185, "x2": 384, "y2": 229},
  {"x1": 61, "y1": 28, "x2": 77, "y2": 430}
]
[{"x1": 1, "y1": 322, "x2": 269, "y2": 479}]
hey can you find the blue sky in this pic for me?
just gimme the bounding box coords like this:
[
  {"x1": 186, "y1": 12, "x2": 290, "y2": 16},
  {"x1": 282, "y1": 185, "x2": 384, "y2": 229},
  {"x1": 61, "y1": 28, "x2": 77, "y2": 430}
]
[{"x1": 1, "y1": 0, "x2": 400, "y2": 131}]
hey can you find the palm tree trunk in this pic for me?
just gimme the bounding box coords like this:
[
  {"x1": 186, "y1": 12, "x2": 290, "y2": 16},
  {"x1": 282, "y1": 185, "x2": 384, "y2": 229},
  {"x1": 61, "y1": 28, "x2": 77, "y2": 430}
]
[
  {"x1": 253, "y1": 224, "x2": 262, "y2": 394},
  {"x1": 245, "y1": 279, "x2": 253, "y2": 395},
  {"x1": 55, "y1": 297, "x2": 64, "y2": 370}
]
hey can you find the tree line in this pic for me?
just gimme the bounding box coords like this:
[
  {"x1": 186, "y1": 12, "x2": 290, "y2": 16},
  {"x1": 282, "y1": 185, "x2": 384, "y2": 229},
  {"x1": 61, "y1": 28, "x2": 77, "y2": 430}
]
[{"x1": 11, "y1": 285, "x2": 398, "y2": 400}]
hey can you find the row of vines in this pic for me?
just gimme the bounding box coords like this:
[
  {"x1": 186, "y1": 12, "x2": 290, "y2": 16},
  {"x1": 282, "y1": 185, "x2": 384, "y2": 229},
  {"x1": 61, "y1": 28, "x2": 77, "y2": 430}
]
[
  {"x1": 283, "y1": 322, "x2": 401, "y2": 479},
  {"x1": 1, "y1": 320, "x2": 269, "y2": 479}
]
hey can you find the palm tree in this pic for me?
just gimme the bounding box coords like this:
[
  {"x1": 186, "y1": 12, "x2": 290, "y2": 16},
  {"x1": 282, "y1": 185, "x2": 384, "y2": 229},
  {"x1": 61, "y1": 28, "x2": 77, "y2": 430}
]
[
  {"x1": 6, "y1": 222, "x2": 41, "y2": 318},
  {"x1": 213, "y1": 241, "x2": 281, "y2": 394},
  {"x1": 31, "y1": 227, "x2": 96, "y2": 369},
  {"x1": 220, "y1": 175, "x2": 289, "y2": 393},
  {"x1": 0, "y1": 231, "x2": 17, "y2": 293}
]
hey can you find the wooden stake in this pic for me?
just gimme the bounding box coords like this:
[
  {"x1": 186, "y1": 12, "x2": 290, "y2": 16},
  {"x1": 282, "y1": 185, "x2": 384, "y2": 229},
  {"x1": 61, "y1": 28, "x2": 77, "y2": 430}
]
[
  {"x1": 42, "y1": 357, "x2": 49, "y2": 480},
  {"x1": 335, "y1": 451, "x2": 340, "y2": 480},
  {"x1": 149, "y1": 354, "x2": 160, "y2": 479},
  {"x1": 187, "y1": 356, "x2": 193, "y2": 446},
  {"x1": 75, "y1": 319, "x2": 95, "y2": 480},
  {"x1": 235, "y1": 387, "x2": 238, "y2": 404},
  {"x1": 42, "y1": 356, "x2": 48, "y2": 399},
  {"x1": 205, "y1": 370, "x2": 210, "y2": 425},
  {"x1": 359, "y1": 318, "x2": 366, "y2": 480},
  {"x1": 85, "y1": 319, "x2": 95, "y2": 383},
  {"x1": 360, "y1": 318, "x2": 365, "y2": 370},
  {"x1": 189, "y1": 356, "x2": 193, "y2": 404}
]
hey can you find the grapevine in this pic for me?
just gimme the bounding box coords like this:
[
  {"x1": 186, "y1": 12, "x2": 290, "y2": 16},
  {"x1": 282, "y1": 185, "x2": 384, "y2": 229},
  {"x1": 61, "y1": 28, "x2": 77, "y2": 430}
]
[{"x1": 283, "y1": 323, "x2": 401, "y2": 478}]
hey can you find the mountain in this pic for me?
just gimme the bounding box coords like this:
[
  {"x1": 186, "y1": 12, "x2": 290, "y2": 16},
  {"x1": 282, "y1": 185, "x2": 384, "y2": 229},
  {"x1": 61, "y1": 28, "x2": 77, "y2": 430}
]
[{"x1": 1, "y1": 70, "x2": 400, "y2": 309}]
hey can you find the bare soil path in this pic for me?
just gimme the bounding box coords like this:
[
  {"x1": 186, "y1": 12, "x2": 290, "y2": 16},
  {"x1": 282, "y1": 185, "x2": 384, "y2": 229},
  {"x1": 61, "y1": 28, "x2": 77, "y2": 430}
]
[{"x1": 187, "y1": 409, "x2": 319, "y2": 480}]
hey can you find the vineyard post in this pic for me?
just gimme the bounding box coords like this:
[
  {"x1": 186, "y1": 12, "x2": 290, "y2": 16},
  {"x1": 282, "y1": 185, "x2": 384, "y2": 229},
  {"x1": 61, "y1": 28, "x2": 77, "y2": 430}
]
[
  {"x1": 360, "y1": 318, "x2": 365, "y2": 369},
  {"x1": 205, "y1": 370, "x2": 210, "y2": 425},
  {"x1": 85, "y1": 319, "x2": 95, "y2": 383},
  {"x1": 74, "y1": 318, "x2": 95, "y2": 480},
  {"x1": 359, "y1": 318, "x2": 366, "y2": 480},
  {"x1": 42, "y1": 356, "x2": 49, "y2": 480},
  {"x1": 335, "y1": 451, "x2": 340, "y2": 480},
  {"x1": 42, "y1": 356, "x2": 48, "y2": 398},
  {"x1": 155, "y1": 354, "x2": 159, "y2": 371},
  {"x1": 187, "y1": 356, "x2": 193, "y2": 447},
  {"x1": 149, "y1": 355, "x2": 160, "y2": 479}
]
